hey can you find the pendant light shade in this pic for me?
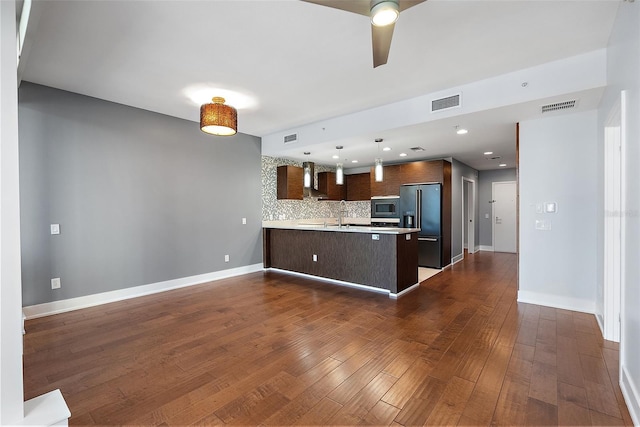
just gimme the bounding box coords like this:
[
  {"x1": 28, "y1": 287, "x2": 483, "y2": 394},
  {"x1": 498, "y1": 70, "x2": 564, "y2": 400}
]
[
  {"x1": 336, "y1": 163, "x2": 344, "y2": 185},
  {"x1": 303, "y1": 162, "x2": 312, "y2": 188},
  {"x1": 335, "y1": 146, "x2": 344, "y2": 185},
  {"x1": 374, "y1": 158, "x2": 384, "y2": 182},
  {"x1": 200, "y1": 97, "x2": 237, "y2": 136}
]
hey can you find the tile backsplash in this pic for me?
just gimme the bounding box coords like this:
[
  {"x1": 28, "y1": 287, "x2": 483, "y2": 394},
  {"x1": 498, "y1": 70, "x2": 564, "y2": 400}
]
[{"x1": 262, "y1": 156, "x2": 370, "y2": 221}]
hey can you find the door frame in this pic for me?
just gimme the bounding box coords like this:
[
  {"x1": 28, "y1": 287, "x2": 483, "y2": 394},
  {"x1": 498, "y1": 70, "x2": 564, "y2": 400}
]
[
  {"x1": 461, "y1": 177, "x2": 476, "y2": 256},
  {"x1": 603, "y1": 91, "x2": 626, "y2": 343},
  {"x1": 492, "y1": 180, "x2": 517, "y2": 253}
]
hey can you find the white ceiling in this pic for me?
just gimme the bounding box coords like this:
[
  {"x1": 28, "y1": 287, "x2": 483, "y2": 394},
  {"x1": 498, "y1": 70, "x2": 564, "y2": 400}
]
[{"x1": 20, "y1": 0, "x2": 620, "y2": 171}]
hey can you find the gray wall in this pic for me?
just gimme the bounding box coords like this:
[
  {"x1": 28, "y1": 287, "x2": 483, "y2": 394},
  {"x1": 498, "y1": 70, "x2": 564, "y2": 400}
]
[
  {"x1": 478, "y1": 168, "x2": 517, "y2": 247},
  {"x1": 19, "y1": 82, "x2": 263, "y2": 306},
  {"x1": 450, "y1": 159, "x2": 479, "y2": 259},
  {"x1": 598, "y1": 0, "x2": 640, "y2": 409}
]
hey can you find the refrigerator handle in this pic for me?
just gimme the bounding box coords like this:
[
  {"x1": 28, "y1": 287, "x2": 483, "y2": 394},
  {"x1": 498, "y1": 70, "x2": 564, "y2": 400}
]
[{"x1": 416, "y1": 189, "x2": 422, "y2": 230}]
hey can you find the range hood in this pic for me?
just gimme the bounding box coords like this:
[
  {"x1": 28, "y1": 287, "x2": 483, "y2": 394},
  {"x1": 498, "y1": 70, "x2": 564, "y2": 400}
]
[{"x1": 302, "y1": 162, "x2": 328, "y2": 200}]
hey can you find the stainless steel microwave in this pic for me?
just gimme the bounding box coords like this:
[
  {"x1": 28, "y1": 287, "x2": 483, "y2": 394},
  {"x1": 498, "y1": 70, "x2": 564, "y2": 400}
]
[{"x1": 371, "y1": 196, "x2": 400, "y2": 219}]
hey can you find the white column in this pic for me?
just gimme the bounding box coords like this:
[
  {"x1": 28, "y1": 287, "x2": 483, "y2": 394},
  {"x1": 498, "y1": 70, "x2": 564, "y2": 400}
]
[{"x1": 1, "y1": 0, "x2": 26, "y2": 424}]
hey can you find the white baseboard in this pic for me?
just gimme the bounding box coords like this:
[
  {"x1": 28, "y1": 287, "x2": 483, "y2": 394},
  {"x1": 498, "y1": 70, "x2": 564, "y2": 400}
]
[
  {"x1": 478, "y1": 245, "x2": 494, "y2": 251},
  {"x1": 517, "y1": 290, "x2": 595, "y2": 314},
  {"x1": 452, "y1": 253, "x2": 464, "y2": 265},
  {"x1": 391, "y1": 282, "x2": 420, "y2": 299},
  {"x1": 595, "y1": 313, "x2": 605, "y2": 336},
  {"x1": 23, "y1": 263, "x2": 264, "y2": 320},
  {"x1": 20, "y1": 389, "x2": 70, "y2": 426},
  {"x1": 621, "y1": 364, "x2": 640, "y2": 427}
]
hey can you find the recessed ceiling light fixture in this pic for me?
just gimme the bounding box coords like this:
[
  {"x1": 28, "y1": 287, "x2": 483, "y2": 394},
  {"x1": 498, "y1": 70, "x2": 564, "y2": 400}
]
[
  {"x1": 399, "y1": 153, "x2": 407, "y2": 157},
  {"x1": 383, "y1": 147, "x2": 392, "y2": 152},
  {"x1": 484, "y1": 151, "x2": 493, "y2": 155},
  {"x1": 499, "y1": 163, "x2": 507, "y2": 167},
  {"x1": 370, "y1": 0, "x2": 399, "y2": 27},
  {"x1": 455, "y1": 125, "x2": 468, "y2": 135},
  {"x1": 351, "y1": 160, "x2": 359, "y2": 163},
  {"x1": 200, "y1": 97, "x2": 237, "y2": 136}
]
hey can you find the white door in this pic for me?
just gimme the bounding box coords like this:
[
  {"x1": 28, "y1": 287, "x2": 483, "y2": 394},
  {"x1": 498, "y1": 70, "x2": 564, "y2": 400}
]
[{"x1": 492, "y1": 181, "x2": 517, "y2": 253}]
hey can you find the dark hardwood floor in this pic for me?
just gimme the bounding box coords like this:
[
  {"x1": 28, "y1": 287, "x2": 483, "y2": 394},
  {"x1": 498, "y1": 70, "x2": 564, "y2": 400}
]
[{"x1": 23, "y1": 252, "x2": 633, "y2": 426}]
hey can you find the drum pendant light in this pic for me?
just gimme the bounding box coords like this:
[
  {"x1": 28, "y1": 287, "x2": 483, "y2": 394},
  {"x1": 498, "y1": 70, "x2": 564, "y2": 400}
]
[{"x1": 200, "y1": 97, "x2": 237, "y2": 136}]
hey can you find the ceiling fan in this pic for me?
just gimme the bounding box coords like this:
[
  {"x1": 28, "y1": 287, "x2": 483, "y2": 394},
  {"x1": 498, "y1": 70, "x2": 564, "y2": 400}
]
[{"x1": 302, "y1": 0, "x2": 426, "y2": 68}]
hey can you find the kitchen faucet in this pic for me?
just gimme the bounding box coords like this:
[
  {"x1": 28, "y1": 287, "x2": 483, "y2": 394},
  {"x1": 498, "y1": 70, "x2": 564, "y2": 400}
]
[{"x1": 338, "y1": 200, "x2": 347, "y2": 227}]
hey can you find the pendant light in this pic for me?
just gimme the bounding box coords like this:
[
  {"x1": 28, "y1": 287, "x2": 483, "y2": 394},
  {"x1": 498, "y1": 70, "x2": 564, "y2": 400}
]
[
  {"x1": 335, "y1": 146, "x2": 344, "y2": 185},
  {"x1": 303, "y1": 152, "x2": 312, "y2": 188},
  {"x1": 200, "y1": 97, "x2": 237, "y2": 136},
  {"x1": 374, "y1": 138, "x2": 384, "y2": 182}
]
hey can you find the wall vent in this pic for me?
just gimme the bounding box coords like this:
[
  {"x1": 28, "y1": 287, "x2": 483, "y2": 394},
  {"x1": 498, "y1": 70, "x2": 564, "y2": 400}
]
[
  {"x1": 431, "y1": 93, "x2": 461, "y2": 112},
  {"x1": 283, "y1": 133, "x2": 298, "y2": 144},
  {"x1": 541, "y1": 100, "x2": 577, "y2": 113}
]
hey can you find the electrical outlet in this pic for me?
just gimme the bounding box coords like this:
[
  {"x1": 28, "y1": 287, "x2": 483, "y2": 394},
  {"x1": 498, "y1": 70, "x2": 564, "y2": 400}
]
[
  {"x1": 313, "y1": 254, "x2": 317, "y2": 262},
  {"x1": 51, "y1": 278, "x2": 61, "y2": 289},
  {"x1": 372, "y1": 234, "x2": 380, "y2": 240},
  {"x1": 50, "y1": 224, "x2": 60, "y2": 235},
  {"x1": 242, "y1": 217, "x2": 247, "y2": 225},
  {"x1": 224, "y1": 254, "x2": 230, "y2": 262}
]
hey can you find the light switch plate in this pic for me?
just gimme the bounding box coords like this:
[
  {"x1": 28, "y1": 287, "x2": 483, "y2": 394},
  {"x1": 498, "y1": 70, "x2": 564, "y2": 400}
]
[
  {"x1": 372, "y1": 234, "x2": 380, "y2": 240},
  {"x1": 535, "y1": 219, "x2": 552, "y2": 231},
  {"x1": 544, "y1": 202, "x2": 557, "y2": 213},
  {"x1": 405, "y1": 234, "x2": 411, "y2": 240},
  {"x1": 242, "y1": 218, "x2": 247, "y2": 225},
  {"x1": 51, "y1": 278, "x2": 61, "y2": 289},
  {"x1": 50, "y1": 224, "x2": 60, "y2": 235}
]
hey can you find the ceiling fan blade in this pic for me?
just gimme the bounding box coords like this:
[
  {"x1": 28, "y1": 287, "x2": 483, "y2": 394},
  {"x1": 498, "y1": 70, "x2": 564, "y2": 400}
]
[
  {"x1": 398, "y1": 0, "x2": 427, "y2": 12},
  {"x1": 300, "y1": 0, "x2": 370, "y2": 16},
  {"x1": 372, "y1": 22, "x2": 395, "y2": 68}
]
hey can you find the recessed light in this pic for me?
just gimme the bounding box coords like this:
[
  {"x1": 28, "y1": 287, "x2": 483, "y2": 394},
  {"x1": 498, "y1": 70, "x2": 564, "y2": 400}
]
[
  {"x1": 484, "y1": 151, "x2": 493, "y2": 155},
  {"x1": 332, "y1": 154, "x2": 339, "y2": 159},
  {"x1": 499, "y1": 163, "x2": 507, "y2": 167},
  {"x1": 456, "y1": 128, "x2": 468, "y2": 135},
  {"x1": 382, "y1": 147, "x2": 391, "y2": 152},
  {"x1": 351, "y1": 160, "x2": 358, "y2": 163},
  {"x1": 399, "y1": 153, "x2": 407, "y2": 157}
]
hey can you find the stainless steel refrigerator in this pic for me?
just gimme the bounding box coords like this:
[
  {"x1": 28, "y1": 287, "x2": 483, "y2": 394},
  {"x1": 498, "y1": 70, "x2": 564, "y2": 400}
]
[{"x1": 399, "y1": 183, "x2": 443, "y2": 268}]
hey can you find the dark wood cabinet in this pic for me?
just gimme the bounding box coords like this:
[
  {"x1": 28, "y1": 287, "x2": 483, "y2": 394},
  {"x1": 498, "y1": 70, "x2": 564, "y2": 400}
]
[
  {"x1": 369, "y1": 164, "x2": 403, "y2": 197},
  {"x1": 317, "y1": 172, "x2": 347, "y2": 201},
  {"x1": 345, "y1": 173, "x2": 371, "y2": 201},
  {"x1": 277, "y1": 165, "x2": 303, "y2": 200}
]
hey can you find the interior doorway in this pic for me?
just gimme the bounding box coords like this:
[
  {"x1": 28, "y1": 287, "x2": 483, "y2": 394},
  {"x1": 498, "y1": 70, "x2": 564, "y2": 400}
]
[
  {"x1": 492, "y1": 181, "x2": 517, "y2": 253},
  {"x1": 462, "y1": 177, "x2": 476, "y2": 256},
  {"x1": 602, "y1": 90, "x2": 626, "y2": 343}
]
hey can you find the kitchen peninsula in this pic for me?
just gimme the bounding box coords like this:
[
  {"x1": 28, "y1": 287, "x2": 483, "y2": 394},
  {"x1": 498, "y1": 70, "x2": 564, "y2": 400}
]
[{"x1": 262, "y1": 221, "x2": 420, "y2": 298}]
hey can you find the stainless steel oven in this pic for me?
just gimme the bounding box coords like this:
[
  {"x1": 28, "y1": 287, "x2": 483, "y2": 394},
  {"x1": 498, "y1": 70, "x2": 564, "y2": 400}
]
[{"x1": 371, "y1": 196, "x2": 400, "y2": 224}]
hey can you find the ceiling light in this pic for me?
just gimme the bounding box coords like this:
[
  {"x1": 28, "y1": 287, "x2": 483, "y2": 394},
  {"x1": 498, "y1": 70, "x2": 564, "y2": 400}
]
[
  {"x1": 484, "y1": 151, "x2": 493, "y2": 155},
  {"x1": 351, "y1": 160, "x2": 359, "y2": 163},
  {"x1": 370, "y1": 1, "x2": 399, "y2": 27},
  {"x1": 383, "y1": 147, "x2": 392, "y2": 151},
  {"x1": 499, "y1": 163, "x2": 507, "y2": 167},
  {"x1": 456, "y1": 128, "x2": 468, "y2": 135},
  {"x1": 200, "y1": 97, "x2": 237, "y2": 136},
  {"x1": 399, "y1": 153, "x2": 407, "y2": 157},
  {"x1": 374, "y1": 139, "x2": 384, "y2": 182},
  {"x1": 332, "y1": 154, "x2": 339, "y2": 159}
]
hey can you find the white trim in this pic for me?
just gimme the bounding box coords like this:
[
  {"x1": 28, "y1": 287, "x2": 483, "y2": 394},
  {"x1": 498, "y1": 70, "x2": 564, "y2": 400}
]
[
  {"x1": 451, "y1": 253, "x2": 464, "y2": 265},
  {"x1": 517, "y1": 290, "x2": 595, "y2": 314},
  {"x1": 461, "y1": 177, "x2": 476, "y2": 257},
  {"x1": 621, "y1": 364, "x2": 640, "y2": 427},
  {"x1": 390, "y1": 282, "x2": 420, "y2": 299},
  {"x1": 478, "y1": 245, "x2": 493, "y2": 251},
  {"x1": 266, "y1": 267, "x2": 418, "y2": 299},
  {"x1": 19, "y1": 390, "x2": 69, "y2": 426},
  {"x1": 596, "y1": 313, "x2": 605, "y2": 337},
  {"x1": 474, "y1": 245, "x2": 481, "y2": 252},
  {"x1": 618, "y1": 90, "x2": 628, "y2": 384},
  {"x1": 23, "y1": 264, "x2": 263, "y2": 320}
]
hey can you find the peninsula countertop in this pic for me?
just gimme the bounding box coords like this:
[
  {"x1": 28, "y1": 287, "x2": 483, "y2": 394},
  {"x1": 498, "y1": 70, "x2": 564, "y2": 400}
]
[{"x1": 262, "y1": 220, "x2": 419, "y2": 235}]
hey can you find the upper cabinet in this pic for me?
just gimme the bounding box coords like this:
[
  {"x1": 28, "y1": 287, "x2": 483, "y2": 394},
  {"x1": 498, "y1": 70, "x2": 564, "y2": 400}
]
[
  {"x1": 317, "y1": 172, "x2": 347, "y2": 201},
  {"x1": 345, "y1": 173, "x2": 371, "y2": 201},
  {"x1": 370, "y1": 159, "x2": 450, "y2": 197},
  {"x1": 277, "y1": 165, "x2": 303, "y2": 200}
]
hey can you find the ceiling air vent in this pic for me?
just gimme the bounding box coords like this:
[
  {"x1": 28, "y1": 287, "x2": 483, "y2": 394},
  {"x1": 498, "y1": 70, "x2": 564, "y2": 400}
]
[
  {"x1": 431, "y1": 93, "x2": 461, "y2": 112},
  {"x1": 541, "y1": 100, "x2": 577, "y2": 113},
  {"x1": 410, "y1": 147, "x2": 425, "y2": 152},
  {"x1": 283, "y1": 133, "x2": 298, "y2": 144}
]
